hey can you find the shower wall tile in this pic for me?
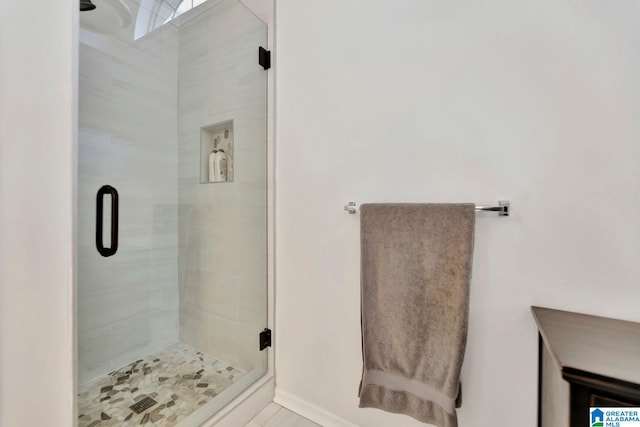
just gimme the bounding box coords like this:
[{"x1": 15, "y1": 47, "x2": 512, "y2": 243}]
[
  {"x1": 238, "y1": 278, "x2": 267, "y2": 330},
  {"x1": 78, "y1": 325, "x2": 113, "y2": 383},
  {"x1": 206, "y1": 313, "x2": 266, "y2": 373},
  {"x1": 177, "y1": 0, "x2": 268, "y2": 374},
  {"x1": 235, "y1": 148, "x2": 268, "y2": 182},
  {"x1": 78, "y1": 293, "x2": 140, "y2": 335},
  {"x1": 206, "y1": 314, "x2": 259, "y2": 372},
  {"x1": 78, "y1": 19, "x2": 180, "y2": 385},
  {"x1": 201, "y1": 269, "x2": 239, "y2": 320},
  {"x1": 109, "y1": 308, "x2": 178, "y2": 369},
  {"x1": 206, "y1": 315, "x2": 239, "y2": 367},
  {"x1": 179, "y1": 303, "x2": 209, "y2": 351}
]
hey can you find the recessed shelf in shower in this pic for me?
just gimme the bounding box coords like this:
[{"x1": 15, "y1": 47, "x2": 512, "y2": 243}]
[{"x1": 200, "y1": 120, "x2": 234, "y2": 184}]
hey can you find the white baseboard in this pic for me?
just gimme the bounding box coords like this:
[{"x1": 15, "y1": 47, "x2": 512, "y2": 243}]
[{"x1": 274, "y1": 389, "x2": 359, "y2": 427}]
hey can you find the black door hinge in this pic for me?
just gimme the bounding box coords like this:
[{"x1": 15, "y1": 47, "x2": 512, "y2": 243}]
[
  {"x1": 259, "y1": 47, "x2": 271, "y2": 70},
  {"x1": 259, "y1": 328, "x2": 272, "y2": 351}
]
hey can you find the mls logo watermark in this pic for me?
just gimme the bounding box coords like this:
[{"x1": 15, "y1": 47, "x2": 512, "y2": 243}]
[{"x1": 591, "y1": 408, "x2": 640, "y2": 427}]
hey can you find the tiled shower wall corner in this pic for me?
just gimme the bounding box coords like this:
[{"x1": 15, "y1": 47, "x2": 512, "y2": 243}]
[
  {"x1": 177, "y1": 0, "x2": 268, "y2": 373},
  {"x1": 78, "y1": 20, "x2": 180, "y2": 385}
]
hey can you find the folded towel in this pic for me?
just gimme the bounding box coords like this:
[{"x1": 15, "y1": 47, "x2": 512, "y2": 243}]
[{"x1": 358, "y1": 203, "x2": 475, "y2": 427}]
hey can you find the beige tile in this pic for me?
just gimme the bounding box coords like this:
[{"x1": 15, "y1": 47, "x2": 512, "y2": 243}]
[
  {"x1": 179, "y1": 304, "x2": 208, "y2": 351},
  {"x1": 238, "y1": 277, "x2": 268, "y2": 329},
  {"x1": 263, "y1": 408, "x2": 321, "y2": 427},
  {"x1": 206, "y1": 315, "x2": 240, "y2": 366},
  {"x1": 251, "y1": 402, "x2": 281, "y2": 425}
]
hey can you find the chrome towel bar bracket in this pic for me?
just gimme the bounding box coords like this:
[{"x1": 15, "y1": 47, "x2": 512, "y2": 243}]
[{"x1": 344, "y1": 202, "x2": 358, "y2": 214}]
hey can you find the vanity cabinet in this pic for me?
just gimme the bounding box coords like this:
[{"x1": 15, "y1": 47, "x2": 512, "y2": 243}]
[{"x1": 532, "y1": 306, "x2": 640, "y2": 426}]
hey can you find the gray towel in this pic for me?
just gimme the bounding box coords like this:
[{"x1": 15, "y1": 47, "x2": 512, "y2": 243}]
[{"x1": 358, "y1": 203, "x2": 475, "y2": 427}]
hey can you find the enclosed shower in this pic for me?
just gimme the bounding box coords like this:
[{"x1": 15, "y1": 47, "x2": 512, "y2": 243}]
[{"x1": 77, "y1": 0, "x2": 269, "y2": 425}]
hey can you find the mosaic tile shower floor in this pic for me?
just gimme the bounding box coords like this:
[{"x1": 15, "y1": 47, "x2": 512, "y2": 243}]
[{"x1": 78, "y1": 343, "x2": 245, "y2": 427}]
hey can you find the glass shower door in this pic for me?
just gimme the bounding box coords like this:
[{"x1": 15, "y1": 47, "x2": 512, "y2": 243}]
[
  {"x1": 77, "y1": 0, "x2": 268, "y2": 425},
  {"x1": 176, "y1": 0, "x2": 269, "y2": 421}
]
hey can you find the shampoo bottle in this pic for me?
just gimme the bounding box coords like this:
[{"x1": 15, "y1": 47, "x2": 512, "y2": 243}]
[
  {"x1": 208, "y1": 149, "x2": 218, "y2": 182},
  {"x1": 215, "y1": 148, "x2": 228, "y2": 181}
]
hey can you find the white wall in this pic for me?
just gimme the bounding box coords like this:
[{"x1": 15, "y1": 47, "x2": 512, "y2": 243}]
[
  {"x1": 0, "y1": 0, "x2": 76, "y2": 426},
  {"x1": 275, "y1": 1, "x2": 640, "y2": 426}
]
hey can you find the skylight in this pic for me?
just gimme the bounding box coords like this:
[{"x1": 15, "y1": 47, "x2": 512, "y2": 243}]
[{"x1": 134, "y1": 0, "x2": 207, "y2": 40}]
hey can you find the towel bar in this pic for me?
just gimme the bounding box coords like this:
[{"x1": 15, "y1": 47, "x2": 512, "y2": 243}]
[{"x1": 344, "y1": 201, "x2": 510, "y2": 216}]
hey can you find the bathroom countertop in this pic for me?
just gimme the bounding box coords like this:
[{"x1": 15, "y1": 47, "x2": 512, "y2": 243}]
[{"x1": 531, "y1": 306, "x2": 640, "y2": 387}]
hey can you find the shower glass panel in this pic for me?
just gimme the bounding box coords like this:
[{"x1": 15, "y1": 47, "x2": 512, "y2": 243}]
[{"x1": 77, "y1": 0, "x2": 268, "y2": 425}]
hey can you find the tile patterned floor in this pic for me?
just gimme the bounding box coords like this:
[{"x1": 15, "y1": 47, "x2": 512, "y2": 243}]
[
  {"x1": 78, "y1": 343, "x2": 245, "y2": 427},
  {"x1": 245, "y1": 403, "x2": 321, "y2": 427}
]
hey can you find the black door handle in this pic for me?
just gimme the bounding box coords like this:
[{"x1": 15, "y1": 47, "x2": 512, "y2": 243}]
[{"x1": 96, "y1": 185, "x2": 119, "y2": 257}]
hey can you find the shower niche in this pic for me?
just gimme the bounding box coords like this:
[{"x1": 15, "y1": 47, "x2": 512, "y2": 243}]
[{"x1": 200, "y1": 120, "x2": 234, "y2": 183}]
